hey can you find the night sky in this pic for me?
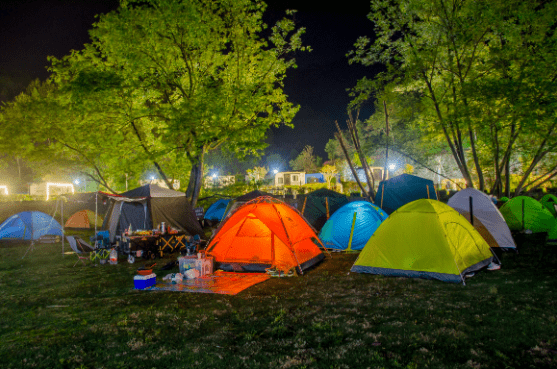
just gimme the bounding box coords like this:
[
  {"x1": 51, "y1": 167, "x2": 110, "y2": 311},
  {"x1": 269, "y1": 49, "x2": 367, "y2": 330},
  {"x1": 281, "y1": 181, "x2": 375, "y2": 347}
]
[{"x1": 0, "y1": 0, "x2": 377, "y2": 162}]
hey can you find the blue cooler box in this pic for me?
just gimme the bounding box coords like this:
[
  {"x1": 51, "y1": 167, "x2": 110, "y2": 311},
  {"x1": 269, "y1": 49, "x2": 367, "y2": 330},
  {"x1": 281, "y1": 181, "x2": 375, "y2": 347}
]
[{"x1": 134, "y1": 274, "x2": 156, "y2": 289}]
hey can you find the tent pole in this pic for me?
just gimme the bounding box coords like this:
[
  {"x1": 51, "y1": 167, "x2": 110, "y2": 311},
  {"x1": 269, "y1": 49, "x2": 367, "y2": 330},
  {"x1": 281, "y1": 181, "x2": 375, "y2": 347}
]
[
  {"x1": 426, "y1": 185, "x2": 430, "y2": 199},
  {"x1": 347, "y1": 211, "x2": 357, "y2": 252},
  {"x1": 380, "y1": 184, "x2": 385, "y2": 209},
  {"x1": 61, "y1": 198, "x2": 64, "y2": 256},
  {"x1": 522, "y1": 198, "x2": 525, "y2": 232},
  {"x1": 301, "y1": 197, "x2": 307, "y2": 216},
  {"x1": 326, "y1": 197, "x2": 330, "y2": 219},
  {"x1": 95, "y1": 192, "x2": 98, "y2": 238},
  {"x1": 469, "y1": 196, "x2": 474, "y2": 226}
]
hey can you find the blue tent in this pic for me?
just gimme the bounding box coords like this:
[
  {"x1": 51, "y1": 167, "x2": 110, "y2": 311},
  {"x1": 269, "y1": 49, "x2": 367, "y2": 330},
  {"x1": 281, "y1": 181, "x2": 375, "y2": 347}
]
[
  {"x1": 374, "y1": 174, "x2": 437, "y2": 214},
  {"x1": 205, "y1": 199, "x2": 231, "y2": 221},
  {"x1": 319, "y1": 201, "x2": 388, "y2": 251},
  {"x1": 0, "y1": 211, "x2": 63, "y2": 241}
]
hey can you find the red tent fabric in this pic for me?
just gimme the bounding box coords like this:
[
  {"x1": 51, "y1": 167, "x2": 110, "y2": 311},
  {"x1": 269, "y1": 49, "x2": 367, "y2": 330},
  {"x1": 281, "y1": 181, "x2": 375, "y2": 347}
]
[{"x1": 206, "y1": 197, "x2": 325, "y2": 274}]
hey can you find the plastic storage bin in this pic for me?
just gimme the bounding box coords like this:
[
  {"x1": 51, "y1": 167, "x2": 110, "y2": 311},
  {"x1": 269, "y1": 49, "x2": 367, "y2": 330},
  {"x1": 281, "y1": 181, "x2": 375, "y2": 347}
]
[
  {"x1": 178, "y1": 256, "x2": 197, "y2": 274},
  {"x1": 134, "y1": 273, "x2": 156, "y2": 289}
]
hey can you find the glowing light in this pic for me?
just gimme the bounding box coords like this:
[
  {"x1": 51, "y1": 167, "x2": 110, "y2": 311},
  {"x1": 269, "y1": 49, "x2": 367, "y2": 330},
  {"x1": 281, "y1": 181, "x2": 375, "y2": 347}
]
[
  {"x1": 388, "y1": 164, "x2": 396, "y2": 171},
  {"x1": 74, "y1": 179, "x2": 80, "y2": 185},
  {"x1": 212, "y1": 174, "x2": 217, "y2": 179},
  {"x1": 273, "y1": 169, "x2": 278, "y2": 174},
  {"x1": 46, "y1": 183, "x2": 75, "y2": 200},
  {"x1": 0, "y1": 186, "x2": 8, "y2": 195},
  {"x1": 150, "y1": 176, "x2": 155, "y2": 181}
]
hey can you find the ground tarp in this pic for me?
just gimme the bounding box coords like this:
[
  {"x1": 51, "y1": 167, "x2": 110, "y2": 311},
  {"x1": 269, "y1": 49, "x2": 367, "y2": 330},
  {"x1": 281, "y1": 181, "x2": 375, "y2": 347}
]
[
  {"x1": 148, "y1": 271, "x2": 270, "y2": 295},
  {"x1": 351, "y1": 199, "x2": 493, "y2": 284}
]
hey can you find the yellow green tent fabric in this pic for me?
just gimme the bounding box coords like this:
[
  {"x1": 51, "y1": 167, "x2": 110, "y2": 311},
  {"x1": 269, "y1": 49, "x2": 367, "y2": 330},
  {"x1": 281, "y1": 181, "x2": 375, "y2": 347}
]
[
  {"x1": 351, "y1": 199, "x2": 493, "y2": 284},
  {"x1": 499, "y1": 196, "x2": 555, "y2": 233}
]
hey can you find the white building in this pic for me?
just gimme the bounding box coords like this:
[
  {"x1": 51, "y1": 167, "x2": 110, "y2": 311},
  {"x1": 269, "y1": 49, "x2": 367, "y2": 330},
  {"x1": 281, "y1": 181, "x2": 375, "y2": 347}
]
[
  {"x1": 274, "y1": 172, "x2": 305, "y2": 187},
  {"x1": 204, "y1": 175, "x2": 236, "y2": 189},
  {"x1": 29, "y1": 182, "x2": 75, "y2": 200},
  {"x1": 139, "y1": 179, "x2": 180, "y2": 190}
]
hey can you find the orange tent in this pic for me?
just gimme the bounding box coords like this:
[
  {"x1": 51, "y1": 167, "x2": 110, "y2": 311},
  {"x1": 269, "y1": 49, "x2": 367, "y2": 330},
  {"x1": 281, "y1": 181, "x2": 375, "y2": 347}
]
[
  {"x1": 65, "y1": 209, "x2": 103, "y2": 229},
  {"x1": 206, "y1": 197, "x2": 325, "y2": 274}
]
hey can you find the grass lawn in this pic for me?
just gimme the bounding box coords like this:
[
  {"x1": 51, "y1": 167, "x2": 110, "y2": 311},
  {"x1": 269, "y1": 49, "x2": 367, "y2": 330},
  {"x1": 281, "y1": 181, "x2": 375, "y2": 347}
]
[{"x1": 1, "y1": 235, "x2": 556, "y2": 369}]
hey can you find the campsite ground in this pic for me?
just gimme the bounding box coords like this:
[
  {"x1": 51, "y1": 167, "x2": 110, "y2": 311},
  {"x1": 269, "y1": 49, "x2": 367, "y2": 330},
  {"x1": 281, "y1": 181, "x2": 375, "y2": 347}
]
[{"x1": 1, "y1": 235, "x2": 556, "y2": 368}]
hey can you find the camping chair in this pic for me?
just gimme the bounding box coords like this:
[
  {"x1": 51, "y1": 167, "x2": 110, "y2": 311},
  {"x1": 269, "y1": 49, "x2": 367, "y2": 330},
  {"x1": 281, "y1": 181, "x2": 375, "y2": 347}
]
[{"x1": 67, "y1": 236, "x2": 94, "y2": 267}]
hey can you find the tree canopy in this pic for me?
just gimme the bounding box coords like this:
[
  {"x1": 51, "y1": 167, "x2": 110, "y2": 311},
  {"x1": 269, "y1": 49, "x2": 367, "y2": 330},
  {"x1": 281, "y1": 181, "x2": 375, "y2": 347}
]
[
  {"x1": 350, "y1": 0, "x2": 557, "y2": 196},
  {"x1": 0, "y1": 0, "x2": 308, "y2": 204}
]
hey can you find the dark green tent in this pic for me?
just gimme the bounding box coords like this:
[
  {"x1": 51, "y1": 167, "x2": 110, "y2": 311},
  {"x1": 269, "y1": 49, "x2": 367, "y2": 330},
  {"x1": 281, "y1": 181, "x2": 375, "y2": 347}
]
[
  {"x1": 296, "y1": 188, "x2": 349, "y2": 231},
  {"x1": 540, "y1": 194, "x2": 557, "y2": 218}
]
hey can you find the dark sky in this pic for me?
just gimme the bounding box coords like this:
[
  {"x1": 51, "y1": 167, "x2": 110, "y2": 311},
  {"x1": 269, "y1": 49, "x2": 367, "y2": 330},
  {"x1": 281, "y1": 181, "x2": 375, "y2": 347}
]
[{"x1": 0, "y1": 0, "x2": 377, "y2": 162}]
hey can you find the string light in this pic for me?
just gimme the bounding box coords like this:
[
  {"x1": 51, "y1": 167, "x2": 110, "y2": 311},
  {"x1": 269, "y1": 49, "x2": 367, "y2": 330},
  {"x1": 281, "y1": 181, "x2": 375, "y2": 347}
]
[{"x1": 46, "y1": 183, "x2": 75, "y2": 200}]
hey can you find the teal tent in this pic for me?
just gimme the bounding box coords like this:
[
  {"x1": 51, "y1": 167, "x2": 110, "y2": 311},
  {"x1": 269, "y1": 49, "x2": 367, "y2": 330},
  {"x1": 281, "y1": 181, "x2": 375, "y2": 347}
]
[
  {"x1": 0, "y1": 211, "x2": 63, "y2": 241},
  {"x1": 375, "y1": 174, "x2": 437, "y2": 215},
  {"x1": 319, "y1": 201, "x2": 388, "y2": 251},
  {"x1": 205, "y1": 199, "x2": 231, "y2": 222}
]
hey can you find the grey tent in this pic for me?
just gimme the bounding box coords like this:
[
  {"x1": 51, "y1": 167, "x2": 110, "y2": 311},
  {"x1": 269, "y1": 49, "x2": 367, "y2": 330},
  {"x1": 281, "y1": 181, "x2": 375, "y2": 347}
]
[
  {"x1": 448, "y1": 188, "x2": 516, "y2": 250},
  {"x1": 101, "y1": 184, "x2": 204, "y2": 242}
]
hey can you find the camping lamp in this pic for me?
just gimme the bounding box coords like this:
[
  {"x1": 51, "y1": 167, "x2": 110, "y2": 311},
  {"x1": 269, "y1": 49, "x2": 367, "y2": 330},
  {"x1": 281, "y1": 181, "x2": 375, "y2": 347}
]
[
  {"x1": 46, "y1": 183, "x2": 75, "y2": 200},
  {"x1": 0, "y1": 186, "x2": 7, "y2": 195}
]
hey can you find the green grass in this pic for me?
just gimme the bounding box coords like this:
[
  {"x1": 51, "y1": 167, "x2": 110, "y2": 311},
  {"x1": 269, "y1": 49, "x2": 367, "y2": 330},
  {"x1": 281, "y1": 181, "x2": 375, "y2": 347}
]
[{"x1": 1, "y1": 237, "x2": 557, "y2": 369}]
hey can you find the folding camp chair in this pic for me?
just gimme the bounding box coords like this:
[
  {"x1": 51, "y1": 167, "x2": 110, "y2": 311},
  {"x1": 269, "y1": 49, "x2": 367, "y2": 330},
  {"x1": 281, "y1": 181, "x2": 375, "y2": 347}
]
[{"x1": 67, "y1": 236, "x2": 94, "y2": 267}]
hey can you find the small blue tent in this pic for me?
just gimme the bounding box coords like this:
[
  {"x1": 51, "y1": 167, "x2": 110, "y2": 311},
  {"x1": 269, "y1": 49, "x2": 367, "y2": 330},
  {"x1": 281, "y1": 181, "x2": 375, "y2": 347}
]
[
  {"x1": 205, "y1": 199, "x2": 231, "y2": 221},
  {"x1": 319, "y1": 201, "x2": 388, "y2": 251},
  {"x1": 374, "y1": 174, "x2": 437, "y2": 215},
  {"x1": 0, "y1": 211, "x2": 63, "y2": 241}
]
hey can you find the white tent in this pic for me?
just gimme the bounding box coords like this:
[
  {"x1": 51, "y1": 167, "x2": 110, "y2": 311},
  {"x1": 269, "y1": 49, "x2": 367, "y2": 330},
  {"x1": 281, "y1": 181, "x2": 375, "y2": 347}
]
[{"x1": 448, "y1": 188, "x2": 516, "y2": 250}]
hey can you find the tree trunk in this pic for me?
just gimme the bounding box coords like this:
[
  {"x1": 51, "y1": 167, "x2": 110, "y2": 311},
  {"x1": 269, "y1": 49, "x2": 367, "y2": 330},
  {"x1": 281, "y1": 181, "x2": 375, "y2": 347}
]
[
  {"x1": 185, "y1": 145, "x2": 206, "y2": 208},
  {"x1": 334, "y1": 122, "x2": 371, "y2": 201},
  {"x1": 468, "y1": 127, "x2": 484, "y2": 191},
  {"x1": 346, "y1": 110, "x2": 376, "y2": 199}
]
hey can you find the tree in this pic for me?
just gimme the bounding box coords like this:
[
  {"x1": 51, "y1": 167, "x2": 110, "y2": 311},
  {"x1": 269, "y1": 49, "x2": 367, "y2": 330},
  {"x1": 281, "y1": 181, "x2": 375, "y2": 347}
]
[
  {"x1": 350, "y1": 0, "x2": 557, "y2": 195},
  {"x1": 320, "y1": 164, "x2": 337, "y2": 189},
  {"x1": 4, "y1": 0, "x2": 308, "y2": 204},
  {"x1": 289, "y1": 145, "x2": 322, "y2": 173},
  {"x1": 246, "y1": 166, "x2": 268, "y2": 188}
]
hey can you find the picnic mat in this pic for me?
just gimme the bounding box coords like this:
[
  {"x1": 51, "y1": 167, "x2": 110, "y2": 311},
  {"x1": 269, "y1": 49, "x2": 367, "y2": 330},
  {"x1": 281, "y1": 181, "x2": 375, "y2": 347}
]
[{"x1": 148, "y1": 271, "x2": 270, "y2": 295}]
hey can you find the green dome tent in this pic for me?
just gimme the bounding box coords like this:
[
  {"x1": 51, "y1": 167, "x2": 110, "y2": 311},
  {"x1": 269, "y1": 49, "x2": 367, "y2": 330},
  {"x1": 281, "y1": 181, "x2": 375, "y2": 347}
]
[
  {"x1": 499, "y1": 196, "x2": 555, "y2": 233},
  {"x1": 541, "y1": 194, "x2": 557, "y2": 244},
  {"x1": 540, "y1": 194, "x2": 557, "y2": 218},
  {"x1": 351, "y1": 199, "x2": 493, "y2": 284}
]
